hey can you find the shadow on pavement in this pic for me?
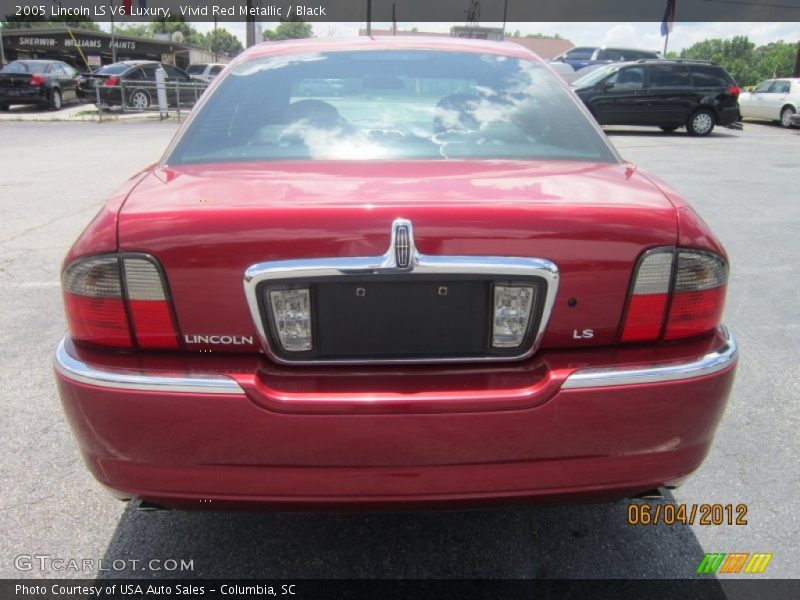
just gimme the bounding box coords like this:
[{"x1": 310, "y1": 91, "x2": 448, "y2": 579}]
[{"x1": 98, "y1": 490, "x2": 723, "y2": 583}]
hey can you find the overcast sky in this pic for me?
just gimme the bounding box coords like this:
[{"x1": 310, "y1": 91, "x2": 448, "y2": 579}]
[{"x1": 187, "y1": 21, "x2": 800, "y2": 53}]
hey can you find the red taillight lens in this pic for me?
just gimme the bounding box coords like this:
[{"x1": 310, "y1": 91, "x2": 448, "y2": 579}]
[
  {"x1": 729, "y1": 85, "x2": 740, "y2": 98},
  {"x1": 30, "y1": 74, "x2": 45, "y2": 86},
  {"x1": 103, "y1": 76, "x2": 119, "y2": 87},
  {"x1": 620, "y1": 250, "x2": 673, "y2": 343},
  {"x1": 664, "y1": 251, "x2": 727, "y2": 340},
  {"x1": 621, "y1": 248, "x2": 728, "y2": 343},
  {"x1": 123, "y1": 258, "x2": 179, "y2": 349},
  {"x1": 62, "y1": 254, "x2": 179, "y2": 350},
  {"x1": 62, "y1": 256, "x2": 132, "y2": 348}
]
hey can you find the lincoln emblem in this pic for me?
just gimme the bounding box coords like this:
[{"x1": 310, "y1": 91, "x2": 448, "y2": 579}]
[{"x1": 394, "y1": 223, "x2": 411, "y2": 269}]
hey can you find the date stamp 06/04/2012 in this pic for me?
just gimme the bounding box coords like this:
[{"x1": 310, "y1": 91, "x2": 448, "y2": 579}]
[{"x1": 627, "y1": 503, "x2": 749, "y2": 526}]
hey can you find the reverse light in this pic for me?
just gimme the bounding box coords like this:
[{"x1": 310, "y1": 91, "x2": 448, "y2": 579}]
[
  {"x1": 621, "y1": 248, "x2": 728, "y2": 343},
  {"x1": 620, "y1": 250, "x2": 673, "y2": 343},
  {"x1": 29, "y1": 75, "x2": 45, "y2": 86},
  {"x1": 62, "y1": 254, "x2": 179, "y2": 350},
  {"x1": 123, "y1": 258, "x2": 179, "y2": 349},
  {"x1": 492, "y1": 285, "x2": 536, "y2": 348},
  {"x1": 268, "y1": 289, "x2": 313, "y2": 352}
]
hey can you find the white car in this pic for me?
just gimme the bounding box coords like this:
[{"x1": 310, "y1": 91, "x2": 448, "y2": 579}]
[
  {"x1": 738, "y1": 78, "x2": 800, "y2": 128},
  {"x1": 185, "y1": 63, "x2": 226, "y2": 83}
]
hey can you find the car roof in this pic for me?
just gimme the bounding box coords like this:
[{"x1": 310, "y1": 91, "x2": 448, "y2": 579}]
[{"x1": 236, "y1": 36, "x2": 544, "y2": 65}]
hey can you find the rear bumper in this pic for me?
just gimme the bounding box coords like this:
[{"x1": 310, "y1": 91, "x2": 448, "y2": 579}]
[
  {"x1": 55, "y1": 327, "x2": 737, "y2": 510},
  {"x1": 0, "y1": 88, "x2": 48, "y2": 105}
]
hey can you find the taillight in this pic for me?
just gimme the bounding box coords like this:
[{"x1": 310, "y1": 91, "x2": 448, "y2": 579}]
[
  {"x1": 620, "y1": 249, "x2": 673, "y2": 343},
  {"x1": 62, "y1": 254, "x2": 179, "y2": 350},
  {"x1": 729, "y1": 85, "x2": 740, "y2": 98},
  {"x1": 62, "y1": 256, "x2": 131, "y2": 348},
  {"x1": 621, "y1": 248, "x2": 728, "y2": 343},
  {"x1": 664, "y1": 251, "x2": 727, "y2": 340},
  {"x1": 30, "y1": 75, "x2": 45, "y2": 86},
  {"x1": 103, "y1": 76, "x2": 119, "y2": 87}
]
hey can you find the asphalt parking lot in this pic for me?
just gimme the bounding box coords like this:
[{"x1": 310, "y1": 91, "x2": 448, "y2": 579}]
[{"x1": 0, "y1": 120, "x2": 798, "y2": 580}]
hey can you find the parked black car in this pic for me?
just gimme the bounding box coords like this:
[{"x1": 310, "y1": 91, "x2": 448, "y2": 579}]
[
  {"x1": 572, "y1": 60, "x2": 741, "y2": 136},
  {"x1": 0, "y1": 60, "x2": 79, "y2": 111},
  {"x1": 76, "y1": 61, "x2": 195, "y2": 109}
]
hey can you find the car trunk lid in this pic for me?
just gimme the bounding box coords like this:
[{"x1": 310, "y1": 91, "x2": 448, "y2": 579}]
[{"x1": 118, "y1": 160, "x2": 677, "y2": 355}]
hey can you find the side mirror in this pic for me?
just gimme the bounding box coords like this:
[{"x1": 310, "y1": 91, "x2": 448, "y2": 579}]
[{"x1": 603, "y1": 81, "x2": 615, "y2": 91}]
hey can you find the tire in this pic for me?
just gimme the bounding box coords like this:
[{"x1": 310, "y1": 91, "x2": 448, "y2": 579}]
[
  {"x1": 660, "y1": 126, "x2": 679, "y2": 133},
  {"x1": 686, "y1": 109, "x2": 715, "y2": 137},
  {"x1": 129, "y1": 89, "x2": 151, "y2": 110},
  {"x1": 49, "y1": 89, "x2": 62, "y2": 111},
  {"x1": 780, "y1": 106, "x2": 796, "y2": 128}
]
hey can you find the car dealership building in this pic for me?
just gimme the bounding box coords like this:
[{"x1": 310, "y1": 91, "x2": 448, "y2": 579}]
[{"x1": 0, "y1": 27, "x2": 222, "y2": 71}]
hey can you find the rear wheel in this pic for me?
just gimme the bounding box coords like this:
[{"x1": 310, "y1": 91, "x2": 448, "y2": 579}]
[
  {"x1": 686, "y1": 109, "x2": 715, "y2": 137},
  {"x1": 129, "y1": 89, "x2": 151, "y2": 110},
  {"x1": 780, "y1": 106, "x2": 796, "y2": 128},
  {"x1": 660, "y1": 126, "x2": 679, "y2": 133},
  {"x1": 49, "y1": 89, "x2": 62, "y2": 111}
]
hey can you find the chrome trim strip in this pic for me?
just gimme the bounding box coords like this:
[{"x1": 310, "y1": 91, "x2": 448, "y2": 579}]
[
  {"x1": 562, "y1": 325, "x2": 737, "y2": 389},
  {"x1": 54, "y1": 337, "x2": 243, "y2": 394},
  {"x1": 243, "y1": 218, "x2": 560, "y2": 365}
]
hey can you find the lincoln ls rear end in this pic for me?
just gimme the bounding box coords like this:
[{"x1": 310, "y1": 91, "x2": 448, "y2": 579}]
[{"x1": 55, "y1": 38, "x2": 737, "y2": 510}]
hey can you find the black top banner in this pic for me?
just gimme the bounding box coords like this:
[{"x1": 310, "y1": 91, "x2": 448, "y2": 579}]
[{"x1": 1, "y1": 0, "x2": 799, "y2": 23}]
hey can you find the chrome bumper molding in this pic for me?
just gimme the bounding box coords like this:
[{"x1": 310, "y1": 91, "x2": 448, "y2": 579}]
[
  {"x1": 55, "y1": 325, "x2": 736, "y2": 396},
  {"x1": 54, "y1": 337, "x2": 243, "y2": 394},
  {"x1": 562, "y1": 325, "x2": 737, "y2": 389}
]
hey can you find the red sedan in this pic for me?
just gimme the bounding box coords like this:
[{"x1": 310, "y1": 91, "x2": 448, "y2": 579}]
[{"x1": 55, "y1": 38, "x2": 736, "y2": 510}]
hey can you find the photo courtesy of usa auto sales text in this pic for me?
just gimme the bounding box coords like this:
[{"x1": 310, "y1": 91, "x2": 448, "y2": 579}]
[{"x1": 15, "y1": 584, "x2": 297, "y2": 596}]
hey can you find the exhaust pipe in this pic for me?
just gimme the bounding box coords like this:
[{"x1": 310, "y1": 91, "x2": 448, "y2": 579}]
[
  {"x1": 630, "y1": 488, "x2": 664, "y2": 500},
  {"x1": 137, "y1": 500, "x2": 170, "y2": 512}
]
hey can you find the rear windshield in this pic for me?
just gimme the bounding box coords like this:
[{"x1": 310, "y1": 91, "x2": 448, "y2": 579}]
[
  {"x1": 93, "y1": 64, "x2": 131, "y2": 76},
  {"x1": 3, "y1": 61, "x2": 47, "y2": 74},
  {"x1": 167, "y1": 50, "x2": 617, "y2": 164},
  {"x1": 187, "y1": 64, "x2": 207, "y2": 74}
]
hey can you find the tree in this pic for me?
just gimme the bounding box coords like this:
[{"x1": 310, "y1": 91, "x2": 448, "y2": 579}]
[
  {"x1": 2, "y1": 14, "x2": 99, "y2": 30},
  {"x1": 150, "y1": 14, "x2": 204, "y2": 45},
  {"x1": 679, "y1": 36, "x2": 797, "y2": 86},
  {"x1": 115, "y1": 24, "x2": 152, "y2": 38},
  {"x1": 263, "y1": 16, "x2": 313, "y2": 42},
  {"x1": 203, "y1": 28, "x2": 243, "y2": 57}
]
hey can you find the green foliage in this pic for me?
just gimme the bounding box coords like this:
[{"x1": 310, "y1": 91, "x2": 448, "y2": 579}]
[
  {"x1": 114, "y1": 24, "x2": 152, "y2": 38},
  {"x1": 263, "y1": 16, "x2": 313, "y2": 42},
  {"x1": 2, "y1": 15, "x2": 99, "y2": 30},
  {"x1": 150, "y1": 14, "x2": 204, "y2": 45},
  {"x1": 680, "y1": 36, "x2": 798, "y2": 86},
  {"x1": 203, "y1": 28, "x2": 243, "y2": 57}
]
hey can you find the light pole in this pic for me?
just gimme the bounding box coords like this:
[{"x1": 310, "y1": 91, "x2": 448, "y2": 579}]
[{"x1": 0, "y1": 23, "x2": 6, "y2": 68}]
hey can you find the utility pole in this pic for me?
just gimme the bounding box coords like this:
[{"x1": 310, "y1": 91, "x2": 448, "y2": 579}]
[
  {"x1": 501, "y1": 0, "x2": 508, "y2": 40},
  {"x1": 366, "y1": 0, "x2": 372, "y2": 36},
  {"x1": 0, "y1": 23, "x2": 6, "y2": 67},
  {"x1": 213, "y1": 16, "x2": 218, "y2": 61},
  {"x1": 110, "y1": 0, "x2": 117, "y2": 63},
  {"x1": 794, "y1": 41, "x2": 800, "y2": 78},
  {"x1": 245, "y1": 0, "x2": 255, "y2": 47}
]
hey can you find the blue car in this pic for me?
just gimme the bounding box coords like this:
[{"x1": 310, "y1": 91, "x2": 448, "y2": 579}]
[{"x1": 552, "y1": 46, "x2": 660, "y2": 72}]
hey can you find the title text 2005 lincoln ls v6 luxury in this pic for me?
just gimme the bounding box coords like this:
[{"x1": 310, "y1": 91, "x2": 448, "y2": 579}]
[{"x1": 54, "y1": 38, "x2": 737, "y2": 510}]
